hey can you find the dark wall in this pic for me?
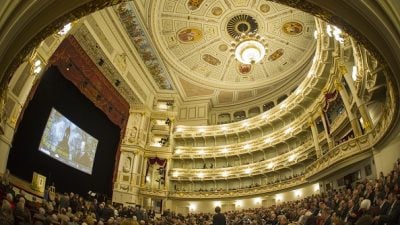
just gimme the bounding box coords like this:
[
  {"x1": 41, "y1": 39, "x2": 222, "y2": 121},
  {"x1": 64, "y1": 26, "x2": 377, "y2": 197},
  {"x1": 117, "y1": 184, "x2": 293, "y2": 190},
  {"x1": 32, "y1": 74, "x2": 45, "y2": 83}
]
[{"x1": 8, "y1": 66, "x2": 121, "y2": 196}]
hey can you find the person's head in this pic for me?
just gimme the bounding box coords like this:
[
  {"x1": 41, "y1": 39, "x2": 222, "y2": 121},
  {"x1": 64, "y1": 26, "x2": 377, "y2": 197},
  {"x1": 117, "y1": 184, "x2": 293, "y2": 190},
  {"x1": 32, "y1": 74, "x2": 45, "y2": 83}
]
[
  {"x1": 278, "y1": 215, "x2": 288, "y2": 225},
  {"x1": 359, "y1": 199, "x2": 371, "y2": 211},
  {"x1": 321, "y1": 208, "x2": 331, "y2": 219},
  {"x1": 5, "y1": 193, "x2": 13, "y2": 201},
  {"x1": 387, "y1": 192, "x2": 396, "y2": 204},
  {"x1": 347, "y1": 199, "x2": 354, "y2": 208},
  {"x1": 215, "y1": 206, "x2": 221, "y2": 213},
  {"x1": 39, "y1": 207, "x2": 46, "y2": 215}
]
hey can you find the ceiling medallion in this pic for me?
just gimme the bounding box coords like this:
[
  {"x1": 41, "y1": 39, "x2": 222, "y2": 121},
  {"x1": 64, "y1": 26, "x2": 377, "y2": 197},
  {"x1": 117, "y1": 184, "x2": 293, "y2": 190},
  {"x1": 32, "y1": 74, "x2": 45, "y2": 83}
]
[
  {"x1": 282, "y1": 21, "x2": 304, "y2": 35},
  {"x1": 212, "y1": 7, "x2": 223, "y2": 16},
  {"x1": 259, "y1": 4, "x2": 270, "y2": 13},
  {"x1": 227, "y1": 14, "x2": 258, "y2": 39},
  {"x1": 238, "y1": 64, "x2": 252, "y2": 75},
  {"x1": 268, "y1": 48, "x2": 284, "y2": 61},
  {"x1": 187, "y1": 0, "x2": 204, "y2": 10},
  {"x1": 219, "y1": 44, "x2": 228, "y2": 52},
  {"x1": 230, "y1": 32, "x2": 268, "y2": 64}
]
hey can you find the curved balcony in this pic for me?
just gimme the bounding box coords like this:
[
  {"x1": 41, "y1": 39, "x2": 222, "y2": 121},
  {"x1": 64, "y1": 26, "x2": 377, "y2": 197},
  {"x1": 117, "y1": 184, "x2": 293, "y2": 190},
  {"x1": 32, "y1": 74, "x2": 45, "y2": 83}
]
[
  {"x1": 169, "y1": 144, "x2": 315, "y2": 181},
  {"x1": 173, "y1": 110, "x2": 314, "y2": 159},
  {"x1": 173, "y1": 23, "x2": 336, "y2": 138},
  {"x1": 168, "y1": 176, "x2": 307, "y2": 199},
  {"x1": 174, "y1": 70, "x2": 326, "y2": 138},
  {"x1": 306, "y1": 95, "x2": 396, "y2": 178},
  {"x1": 165, "y1": 89, "x2": 396, "y2": 199},
  {"x1": 139, "y1": 187, "x2": 168, "y2": 198}
]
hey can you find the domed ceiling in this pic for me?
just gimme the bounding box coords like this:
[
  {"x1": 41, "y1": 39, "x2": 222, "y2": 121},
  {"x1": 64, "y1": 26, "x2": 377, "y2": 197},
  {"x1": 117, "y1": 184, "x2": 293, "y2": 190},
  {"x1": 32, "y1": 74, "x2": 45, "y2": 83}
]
[{"x1": 116, "y1": 0, "x2": 316, "y2": 106}]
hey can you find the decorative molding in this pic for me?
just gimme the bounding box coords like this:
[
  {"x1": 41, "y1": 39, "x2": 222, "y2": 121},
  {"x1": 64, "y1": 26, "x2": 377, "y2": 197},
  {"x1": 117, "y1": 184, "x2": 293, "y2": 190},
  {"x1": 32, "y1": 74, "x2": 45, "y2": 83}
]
[
  {"x1": 73, "y1": 24, "x2": 145, "y2": 105},
  {"x1": 48, "y1": 35, "x2": 129, "y2": 130},
  {"x1": 267, "y1": 0, "x2": 384, "y2": 63},
  {"x1": 3, "y1": 0, "x2": 126, "y2": 92},
  {"x1": 114, "y1": 2, "x2": 174, "y2": 90}
]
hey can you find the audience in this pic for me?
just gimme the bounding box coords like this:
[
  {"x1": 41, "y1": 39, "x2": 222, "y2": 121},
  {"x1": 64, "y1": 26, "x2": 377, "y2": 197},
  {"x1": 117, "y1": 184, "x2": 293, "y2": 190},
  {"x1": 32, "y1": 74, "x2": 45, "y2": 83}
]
[{"x1": 0, "y1": 159, "x2": 400, "y2": 225}]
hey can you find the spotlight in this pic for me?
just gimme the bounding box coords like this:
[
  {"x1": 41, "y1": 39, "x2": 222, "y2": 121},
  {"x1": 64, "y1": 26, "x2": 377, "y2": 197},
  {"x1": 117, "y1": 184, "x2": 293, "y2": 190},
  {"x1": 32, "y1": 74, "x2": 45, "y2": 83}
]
[
  {"x1": 98, "y1": 58, "x2": 104, "y2": 66},
  {"x1": 114, "y1": 79, "x2": 121, "y2": 87},
  {"x1": 66, "y1": 63, "x2": 73, "y2": 71}
]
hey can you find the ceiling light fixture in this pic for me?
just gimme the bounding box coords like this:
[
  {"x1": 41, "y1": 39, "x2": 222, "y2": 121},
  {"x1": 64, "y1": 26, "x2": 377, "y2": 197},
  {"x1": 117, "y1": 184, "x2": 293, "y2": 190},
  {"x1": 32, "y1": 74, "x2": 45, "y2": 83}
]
[{"x1": 230, "y1": 32, "x2": 268, "y2": 64}]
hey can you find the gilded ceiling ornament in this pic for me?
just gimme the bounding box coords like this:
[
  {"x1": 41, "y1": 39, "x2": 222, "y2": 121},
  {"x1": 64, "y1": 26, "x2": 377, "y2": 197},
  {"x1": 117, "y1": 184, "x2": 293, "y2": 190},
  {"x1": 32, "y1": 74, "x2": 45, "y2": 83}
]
[
  {"x1": 338, "y1": 64, "x2": 348, "y2": 76},
  {"x1": 177, "y1": 28, "x2": 203, "y2": 43},
  {"x1": 115, "y1": 2, "x2": 173, "y2": 90},
  {"x1": 202, "y1": 54, "x2": 221, "y2": 66},
  {"x1": 334, "y1": 80, "x2": 343, "y2": 91},
  {"x1": 187, "y1": 0, "x2": 204, "y2": 10},
  {"x1": 259, "y1": 4, "x2": 270, "y2": 13},
  {"x1": 268, "y1": 49, "x2": 284, "y2": 61},
  {"x1": 113, "y1": 53, "x2": 127, "y2": 72},
  {"x1": 282, "y1": 21, "x2": 304, "y2": 35},
  {"x1": 238, "y1": 64, "x2": 252, "y2": 75},
  {"x1": 212, "y1": 7, "x2": 223, "y2": 16},
  {"x1": 73, "y1": 25, "x2": 144, "y2": 103},
  {"x1": 218, "y1": 44, "x2": 228, "y2": 52},
  {"x1": 227, "y1": 14, "x2": 258, "y2": 39}
]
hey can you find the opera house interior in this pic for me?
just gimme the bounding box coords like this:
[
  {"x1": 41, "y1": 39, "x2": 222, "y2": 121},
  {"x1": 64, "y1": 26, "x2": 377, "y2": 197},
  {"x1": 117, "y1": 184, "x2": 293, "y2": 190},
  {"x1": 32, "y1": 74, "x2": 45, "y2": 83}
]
[{"x1": 1, "y1": 0, "x2": 400, "y2": 224}]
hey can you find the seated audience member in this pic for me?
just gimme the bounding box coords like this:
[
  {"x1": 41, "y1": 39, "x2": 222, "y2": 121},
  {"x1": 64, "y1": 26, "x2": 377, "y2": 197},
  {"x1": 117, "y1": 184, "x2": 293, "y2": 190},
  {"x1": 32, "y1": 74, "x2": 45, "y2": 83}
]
[
  {"x1": 14, "y1": 197, "x2": 32, "y2": 225},
  {"x1": 375, "y1": 192, "x2": 400, "y2": 225},
  {"x1": 0, "y1": 157, "x2": 399, "y2": 225},
  {"x1": 46, "y1": 214, "x2": 60, "y2": 225},
  {"x1": 278, "y1": 215, "x2": 289, "y2": 225},
  {"x1": 0, "y1": 199, "x2": 14, "y2": 225},
  {"x1": 32, "y1": 207, "x2": 46, "y2": 225},
  {"x1": 58, "y1": 207, "x2": 70, "y2": 224},
  {"x1": 4, "y1": 193, "x2": 14, "y2": 209},
  {"x1": 355, "y1": 214, "x2": 373, "y2": 225}
]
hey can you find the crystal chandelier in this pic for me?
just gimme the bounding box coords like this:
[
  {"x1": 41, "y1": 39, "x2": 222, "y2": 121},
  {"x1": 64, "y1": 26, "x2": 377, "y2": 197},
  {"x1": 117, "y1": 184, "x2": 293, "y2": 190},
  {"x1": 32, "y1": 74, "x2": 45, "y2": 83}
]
[{"x1": 230, "y1": 32, "x2": 268, "y2": 64}]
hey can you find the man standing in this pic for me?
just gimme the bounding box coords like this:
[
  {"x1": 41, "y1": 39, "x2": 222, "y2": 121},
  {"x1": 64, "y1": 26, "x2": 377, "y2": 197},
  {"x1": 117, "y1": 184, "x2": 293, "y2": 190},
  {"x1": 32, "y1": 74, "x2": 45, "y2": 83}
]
[
  {"x1": 212, "y1": 206, "x2": 226, "y2": 225},
  {"x1": 375, "y1": 192, "x2": 400, "y2": 225}
]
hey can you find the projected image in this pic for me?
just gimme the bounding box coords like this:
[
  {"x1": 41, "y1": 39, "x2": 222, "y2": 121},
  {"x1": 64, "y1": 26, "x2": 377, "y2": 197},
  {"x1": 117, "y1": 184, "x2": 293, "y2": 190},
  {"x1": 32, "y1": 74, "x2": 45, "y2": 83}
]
[{"x1": 39, "y1": 108, "x2": 98, "y2": 174}]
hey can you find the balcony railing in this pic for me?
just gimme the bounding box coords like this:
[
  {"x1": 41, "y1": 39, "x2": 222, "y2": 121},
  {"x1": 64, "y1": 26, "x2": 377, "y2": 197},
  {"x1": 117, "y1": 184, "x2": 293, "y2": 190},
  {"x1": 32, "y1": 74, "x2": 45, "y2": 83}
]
[{"x1": 168, "y1": 176, "x2": 307, "y2": 199}]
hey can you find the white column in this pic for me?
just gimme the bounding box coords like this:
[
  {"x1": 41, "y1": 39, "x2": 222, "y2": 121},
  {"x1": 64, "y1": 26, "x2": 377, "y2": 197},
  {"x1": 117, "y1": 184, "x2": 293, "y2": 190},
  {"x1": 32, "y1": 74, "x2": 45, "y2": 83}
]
[
  {"x1": 335, "y1": 79, "x2": 362, "y2": 136},
  {"x1": 343, "y1": 72, "x2": 373, "y2": 131},
  {"x1": 319, "y1": 108, "x2": 334, "y2": 148},
  {"x1": 309, "y1": 118, "x2": 321, "y2": 158}
]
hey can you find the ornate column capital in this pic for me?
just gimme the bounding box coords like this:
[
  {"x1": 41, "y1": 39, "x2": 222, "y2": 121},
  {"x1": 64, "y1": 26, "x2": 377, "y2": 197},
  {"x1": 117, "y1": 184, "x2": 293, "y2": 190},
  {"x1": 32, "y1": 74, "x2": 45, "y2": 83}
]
[
  {"x1": 338, "y1": 63, "x2": 348, "y2": 76},
  {"x1": 334, "y1": 79, "x2": 343, "y2": 91}
]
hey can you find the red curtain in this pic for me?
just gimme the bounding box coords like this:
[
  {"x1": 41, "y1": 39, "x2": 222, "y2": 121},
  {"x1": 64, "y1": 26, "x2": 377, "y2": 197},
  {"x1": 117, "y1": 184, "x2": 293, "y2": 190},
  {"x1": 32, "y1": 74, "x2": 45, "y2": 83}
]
[
  {"x1": 322, "y1": 90, "x2": 338, "y2": 112},
  {"x1": 145, "y1": 157, "x2": 167, "y2": 184},
  {"x1": 147, "y1": 157, "x2": 167, "y2": 167}
]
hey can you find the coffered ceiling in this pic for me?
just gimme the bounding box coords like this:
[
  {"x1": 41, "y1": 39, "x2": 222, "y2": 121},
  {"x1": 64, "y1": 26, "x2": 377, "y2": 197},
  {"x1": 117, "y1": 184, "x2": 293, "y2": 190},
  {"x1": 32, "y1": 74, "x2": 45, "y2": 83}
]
[{"x1": 92, "y1": 0, "x2": 317, "y2": 107}]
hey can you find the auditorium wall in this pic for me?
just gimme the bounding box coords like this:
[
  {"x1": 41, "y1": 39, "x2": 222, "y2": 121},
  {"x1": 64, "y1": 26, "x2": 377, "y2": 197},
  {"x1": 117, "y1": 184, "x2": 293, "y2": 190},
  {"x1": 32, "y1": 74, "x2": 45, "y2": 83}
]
[
  {"x1": 165, "y1": 183, "x2": 320, "y2": 214},
  {"x1": 373, "y1": 133, "x2": 400, "y2": 175}
]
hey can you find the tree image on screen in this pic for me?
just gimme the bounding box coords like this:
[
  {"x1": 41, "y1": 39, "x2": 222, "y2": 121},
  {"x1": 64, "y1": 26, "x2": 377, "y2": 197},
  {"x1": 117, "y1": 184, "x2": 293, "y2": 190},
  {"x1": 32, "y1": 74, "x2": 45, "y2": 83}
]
[{"x1": 39, "y1": 108, "x2": 98, "y2": 174}]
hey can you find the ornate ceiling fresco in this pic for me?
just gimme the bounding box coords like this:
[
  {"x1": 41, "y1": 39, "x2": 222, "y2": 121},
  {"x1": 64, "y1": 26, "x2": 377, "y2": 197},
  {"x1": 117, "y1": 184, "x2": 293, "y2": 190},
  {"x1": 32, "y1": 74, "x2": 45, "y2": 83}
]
[
  {"x1": 115, "y1": 3, "x2": 174, "y2": 90},
  {"x1": 115, "y1": 0, "x2": 317, "y2": 106}
]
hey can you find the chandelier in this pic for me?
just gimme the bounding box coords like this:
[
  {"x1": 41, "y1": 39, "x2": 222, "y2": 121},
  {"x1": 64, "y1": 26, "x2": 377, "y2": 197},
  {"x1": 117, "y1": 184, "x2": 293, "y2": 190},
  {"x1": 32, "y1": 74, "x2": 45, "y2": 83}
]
[{"x1": 230, "y1": 32, "x2": 268, "y2": 64}]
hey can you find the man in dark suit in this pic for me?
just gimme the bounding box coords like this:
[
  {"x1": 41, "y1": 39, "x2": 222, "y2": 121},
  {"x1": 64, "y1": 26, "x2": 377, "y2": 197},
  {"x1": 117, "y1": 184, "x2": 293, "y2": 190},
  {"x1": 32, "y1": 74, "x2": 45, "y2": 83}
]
[
  {"x1": 212, "y1": 206, "x2": 226, "y2": 225},
  {"x1": 376, "y1": 192, "x2": 390, "y2": 219},
  {"x1": 345, "y1": 199, "x2": 359, "y2": 225},
  {"x1": 375, "y1": 192, "x2": 400, "y2": 225}
]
